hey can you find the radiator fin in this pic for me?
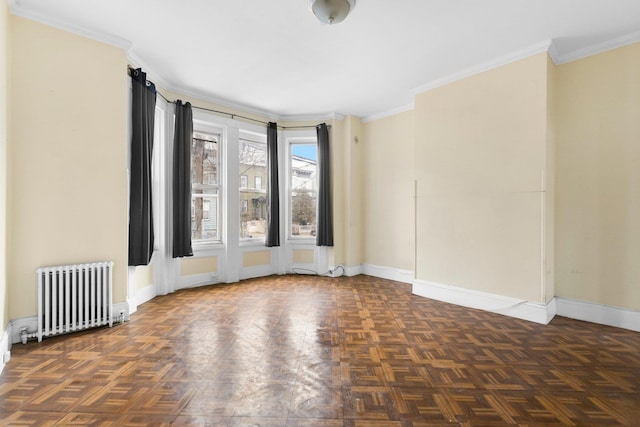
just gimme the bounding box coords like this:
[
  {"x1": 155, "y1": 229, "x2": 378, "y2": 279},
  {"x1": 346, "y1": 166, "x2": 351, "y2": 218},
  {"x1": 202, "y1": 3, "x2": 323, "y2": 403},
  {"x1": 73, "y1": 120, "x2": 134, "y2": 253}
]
[{"x1": 36, "y1": 261, "x2": 113, "y2": 342}]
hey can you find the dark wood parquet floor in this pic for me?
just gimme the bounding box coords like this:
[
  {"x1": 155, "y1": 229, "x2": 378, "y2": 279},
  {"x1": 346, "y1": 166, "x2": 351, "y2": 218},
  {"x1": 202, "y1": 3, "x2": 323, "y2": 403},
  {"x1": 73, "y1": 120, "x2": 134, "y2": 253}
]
[{"x1": 1, "y1": 275, "x2": 640, "y2": 426}]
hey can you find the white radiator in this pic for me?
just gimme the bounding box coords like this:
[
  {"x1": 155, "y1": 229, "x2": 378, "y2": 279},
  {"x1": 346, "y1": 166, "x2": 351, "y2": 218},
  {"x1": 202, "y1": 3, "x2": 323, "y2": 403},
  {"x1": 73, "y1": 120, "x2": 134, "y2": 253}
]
[{"x1": 36, "y1": 261, "x2": 114, "y2": 342}]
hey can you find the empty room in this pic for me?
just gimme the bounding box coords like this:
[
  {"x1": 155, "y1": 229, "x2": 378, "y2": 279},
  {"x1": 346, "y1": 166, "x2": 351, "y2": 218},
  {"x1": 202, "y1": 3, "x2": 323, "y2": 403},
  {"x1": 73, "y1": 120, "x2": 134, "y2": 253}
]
[{"x1": 1, "y1": 0, "x2": 639, "y2": 425}]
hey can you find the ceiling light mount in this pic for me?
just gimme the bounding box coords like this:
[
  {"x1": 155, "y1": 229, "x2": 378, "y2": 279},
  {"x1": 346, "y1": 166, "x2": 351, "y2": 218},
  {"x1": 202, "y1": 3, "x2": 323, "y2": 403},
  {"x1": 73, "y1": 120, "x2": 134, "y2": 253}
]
[{"x1": 309, "y1": 0, "x2": 356, "y2": 25}]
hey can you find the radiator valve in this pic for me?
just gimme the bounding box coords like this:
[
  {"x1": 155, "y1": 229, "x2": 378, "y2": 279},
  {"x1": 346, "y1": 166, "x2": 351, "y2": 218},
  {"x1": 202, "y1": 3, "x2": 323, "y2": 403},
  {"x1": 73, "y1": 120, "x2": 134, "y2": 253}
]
[{"x1": 20, "y1": 328, "x2": 28, "y2": 345}]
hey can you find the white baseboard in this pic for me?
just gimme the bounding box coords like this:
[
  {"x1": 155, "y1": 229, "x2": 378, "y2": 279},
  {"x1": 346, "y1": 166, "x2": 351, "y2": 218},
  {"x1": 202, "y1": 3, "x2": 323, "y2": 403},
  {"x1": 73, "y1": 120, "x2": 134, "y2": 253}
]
[
  {"x1": 239, "y1": 265, "x2": 274, "y2": 281},
  {"x1": 0, "y1": 323, "x2": 11, "y2": 374},
  {"x1": 363, "y1": 264, "x2": 414, "y2": 284},
  {"x1": 325, "y1": 264, "x2": 361, "y2": 277},
  {"x1": 10, "y1": 316, "x2": 38, "y2": 344},
  {"x1": 134, "y1": 284, "x2": 157, "y2": 308},
  {"x1": 10, "y1": 303, "x2": 130, "y2": 345},
  {"x1": 113, "y1": 301, "x2": 131, "y2": 322},
  {"x1": 412, "y1": 279, "x2": 556, "y2": 325},
  {"x1": 178, "y1": 272, "x2": 219, "y2": 289},
  {"x1": 556, "y1": 297, "x2": 640, "y2": 332}
]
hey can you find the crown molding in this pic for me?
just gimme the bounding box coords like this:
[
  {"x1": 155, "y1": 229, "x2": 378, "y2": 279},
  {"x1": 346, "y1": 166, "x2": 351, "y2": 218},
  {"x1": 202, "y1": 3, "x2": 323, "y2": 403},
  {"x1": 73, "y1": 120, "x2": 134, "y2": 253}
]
[
  {"x1": 12, "y1": 0, "x2": 640, "y2": 125},
  {"x1": 279, "y1": 112, "x2": 345, "y2": 123},
  {"x1": 164, "y1": 85, "x2": 282, "y2": 122},
  {"x1": 126, "y1": 51, "x2": 173, "y2": 92},
  {"x1": 547, "y1": 39, "x2": 561, "y2": 65},
  {"x1": 411, "y1": 40, "x2": 553, "y2": 96},
  {"x1": 9, "y1": 0, "x2": 132, "y2": 50},
  {"x1": 552, "y1": 29, "x2": 640, "y2": 64},
  {"x1": 362, "y1": 103, "x2": 415, "y2": 123},
  {"x1": 128, "y1": 51, "x2": 343, "y2": 124}
]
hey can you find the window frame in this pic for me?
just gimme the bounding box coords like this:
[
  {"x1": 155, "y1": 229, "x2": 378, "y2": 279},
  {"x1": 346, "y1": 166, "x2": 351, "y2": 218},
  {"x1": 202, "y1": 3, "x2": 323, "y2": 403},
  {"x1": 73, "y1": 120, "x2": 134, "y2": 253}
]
[
  {"x1": 286, "y1": 131, "x2": 318, "y2": 243},
  {"x1": 190, "y1": 119, "x2": 225, "y2": 250},
  {"x1": 238, "y1": 130, "x2": 268, "y2": 243}
]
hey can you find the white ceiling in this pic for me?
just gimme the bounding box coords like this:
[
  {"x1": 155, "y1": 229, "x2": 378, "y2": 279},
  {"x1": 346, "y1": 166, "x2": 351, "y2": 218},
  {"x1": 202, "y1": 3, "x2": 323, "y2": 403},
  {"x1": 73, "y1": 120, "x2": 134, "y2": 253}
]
[{"x1": 10, "y1": 0, "x2": 640, "y2": 120}]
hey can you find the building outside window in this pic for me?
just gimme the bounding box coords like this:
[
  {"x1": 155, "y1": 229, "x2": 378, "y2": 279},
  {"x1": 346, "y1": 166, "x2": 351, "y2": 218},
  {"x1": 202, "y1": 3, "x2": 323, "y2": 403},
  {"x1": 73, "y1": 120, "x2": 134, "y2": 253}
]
[
  {"x1": 239, "y1": 136, "x2": 267, "y2": 240},
  {"x1": 191, "y1": 131, "x2": 220, "y2": 243},
  {"x1": 289, "y1": 142, "x2": 317, "y2": 238}
]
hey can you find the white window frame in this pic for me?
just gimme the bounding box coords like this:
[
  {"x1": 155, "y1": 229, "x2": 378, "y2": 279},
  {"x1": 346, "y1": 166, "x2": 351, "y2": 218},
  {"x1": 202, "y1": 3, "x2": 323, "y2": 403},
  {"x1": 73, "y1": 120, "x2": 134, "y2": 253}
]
[
  {"x1": 191, "y1": 117, "x2": 226, "y2": 251},
  {"x1": 152, "y1": 103, "x2": 166, "y2": 253},
  {"x1": 286, "y1": 131, "x2": 318, "y2": 243},
  {"x1": 239, "y1": 130, "x2": 267, "y2": 243}
]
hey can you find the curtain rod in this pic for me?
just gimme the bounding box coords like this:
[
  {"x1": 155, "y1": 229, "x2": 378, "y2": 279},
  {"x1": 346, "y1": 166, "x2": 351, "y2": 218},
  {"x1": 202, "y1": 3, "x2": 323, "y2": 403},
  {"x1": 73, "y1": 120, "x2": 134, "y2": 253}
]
[{"x1": 156, "y1": 88, "x2": 324, "y2": 130}]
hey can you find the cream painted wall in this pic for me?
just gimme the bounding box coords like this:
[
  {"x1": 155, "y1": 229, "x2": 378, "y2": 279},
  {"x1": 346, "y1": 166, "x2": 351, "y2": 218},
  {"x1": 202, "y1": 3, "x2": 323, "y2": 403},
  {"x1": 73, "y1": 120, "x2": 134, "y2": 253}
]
[
  {"x1": 9, "y1": 17, "x2": 128, "y2": 319},
  {"x1": 414, "y1": 53, "x2": 550, "y2": 303},
  {"x1": 555, "y1": 43, "x2": 640, "y2": 310},
  {"x1": 545, "y1": 55, "x2": 557, "y2": 304},
  {"x1": 328, "y1": 119, "x2": 345, "y2": 267},
  {"x1": 362, "y1": 110, "x2": 415, "y2": 272},
  {"x1": 135, "y1": 265, "x2": 154, "y2": 290},
  {"x1": 180, "y1": 256, "x2": 217, "y2": 276},
  {"x1": 0, "y1": 2, "x2": 10, "y2": 330},
  {"x1": 340, "y1": 116, "x2": 363, "y2": 268},
  {"x1": 292, "y1": 249, "x2": 314, "y2": 264},
  {"x1": 243, "y1": 251, "x2": 270, "y2": 268}
]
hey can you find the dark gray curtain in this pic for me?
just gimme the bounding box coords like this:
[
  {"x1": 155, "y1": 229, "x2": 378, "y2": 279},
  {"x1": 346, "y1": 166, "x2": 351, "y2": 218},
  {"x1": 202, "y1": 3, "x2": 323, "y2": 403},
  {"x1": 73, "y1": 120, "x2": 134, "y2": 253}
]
[
  {"x1": 316, "y1": 123, "x2": 334, "y2": 246},
  {"x1": 128, "y1": 68, "x2": 156, "y2": 266},
  {"x1": 172, "y1": 100, "x2": 194, "y2": 258},
  {"x1": 265, "y1": 122, "x2": 280, "y2": 247}
]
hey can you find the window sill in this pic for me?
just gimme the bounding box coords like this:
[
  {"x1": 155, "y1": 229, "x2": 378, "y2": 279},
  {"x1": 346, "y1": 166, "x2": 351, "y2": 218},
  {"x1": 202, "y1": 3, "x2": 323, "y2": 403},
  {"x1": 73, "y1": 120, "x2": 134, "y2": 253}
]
[
  {"x1": 287, "y1": 238, "x2": 317, "y2": 246},
  {"x1": 239, "y1": 239, "x2": 267, "y2": 248},
  {"x1": 192, "y1": 242, "x2": 225, "y2": 255}
]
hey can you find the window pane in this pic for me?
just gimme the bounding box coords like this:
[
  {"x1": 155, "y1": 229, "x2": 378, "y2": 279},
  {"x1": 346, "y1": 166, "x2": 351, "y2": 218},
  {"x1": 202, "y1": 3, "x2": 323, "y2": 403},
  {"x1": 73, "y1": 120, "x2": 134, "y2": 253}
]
[
  {"x1": 191, "y1": 131, "x2": 220, "y2": 244},
  {"x1": 290, "y1": 144, "x2": 317, "y2": 238},
  {"x1": 192, "y1": 189, "x2": 218, "y2": 241},
  {"x1": 239, "y1": 139, "x2": 267, "y2": 240},
  {"x1": 192, "y1": 133, "x2": 218, "y2": 186},
  {"x1": 291, "y1": 190, "x2": 317, "y2": 237}
]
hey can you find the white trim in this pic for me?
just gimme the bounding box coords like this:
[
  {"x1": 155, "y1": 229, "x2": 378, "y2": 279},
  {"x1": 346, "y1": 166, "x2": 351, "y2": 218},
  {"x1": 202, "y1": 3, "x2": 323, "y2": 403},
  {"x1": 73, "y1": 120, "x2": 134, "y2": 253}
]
[
  {"x1": 239, "y1": 264, "x2": 275, "y2": 281},
  {"x1": 553, "y1": 29, "x2": 640, "y2": 65},
  {"x1": 9, "y1": 0, "x2": 132, "y2": 50},
  {"x1": 0, "y1": 323, "x2": 11, "y2": 374},
  {"x1": 113, "y1": 301, "x2": 131, "y2": 322},
  {"x1": 134, "y1": 284, "x2": 157, "y2": 307},
  {"x1": 280, "y1": 112, "x2": 345, "y2": 122},
  {"x1": 127, "y1": 266, "x2": 138, "y2": 315},
  {"x1": 412, "y1": 279, "x2": 556, "y2": 325},
  {"x1": 547, "y1": 39, "x2": 561, "y2": 65},
  {"x1": 127, "y1": 52, "x2": 173, "y2": 93},
  {"x1": 362, "y1": 103, "x2": 415, "y2": 123},
  {"x1": 341, "y1": 264, "x2": 363, "y2": 277},
  {"x1": 556, "y1": 297, "x2": 640, "y2": 333},
  {"x1": 177, "y1": 272, "x2": 219, "y2": 290},
  {"x1": 130, "y1": 54, "x2": 344, "y2": 125},
  {"x1": 10, "y1": 316, "x2": 37, "y2": 344},
  {"x1": 411, "y1": 40, "x2": 553, "y2": 96},
  {"x1": 362, "y1": 264, "x2": 414, "y2": 284}
]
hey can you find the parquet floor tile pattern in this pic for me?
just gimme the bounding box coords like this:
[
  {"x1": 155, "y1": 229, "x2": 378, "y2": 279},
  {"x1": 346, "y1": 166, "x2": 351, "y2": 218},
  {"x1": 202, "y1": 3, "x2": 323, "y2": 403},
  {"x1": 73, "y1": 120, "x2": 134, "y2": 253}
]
[{"x1": 2, "y1": 275, "x2": 640, "y2": 426}]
